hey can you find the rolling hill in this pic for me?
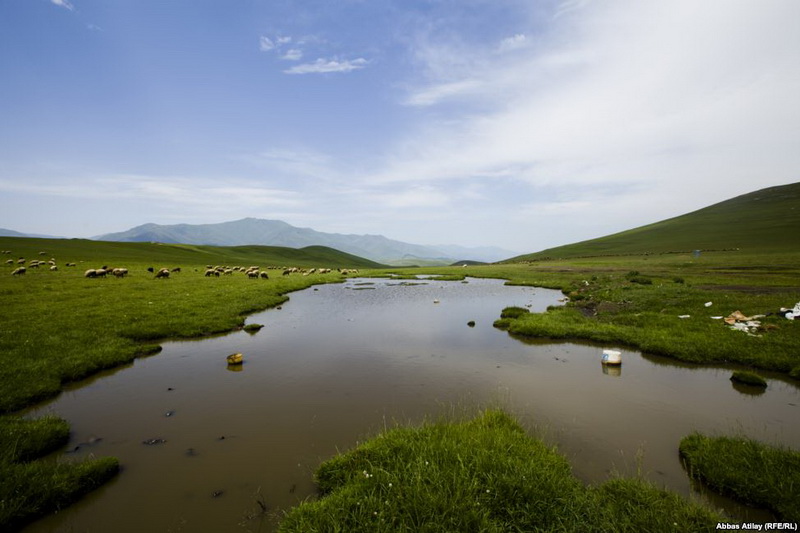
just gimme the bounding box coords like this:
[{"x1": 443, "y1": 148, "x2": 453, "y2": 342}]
[
  {"x1": 0, "y1": 237, "x2": 384, "y2": 269},
  {"x1": 509, "y1": 182, "x2": 800, "y2": 261},
  {"x1": 94, "y1": 218, "x2": 515, "y2": 264}
]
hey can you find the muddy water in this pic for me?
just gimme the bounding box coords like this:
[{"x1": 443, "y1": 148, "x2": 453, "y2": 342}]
[{"x1": 22, "y1": 277, "x2": 800, "y2": 532}]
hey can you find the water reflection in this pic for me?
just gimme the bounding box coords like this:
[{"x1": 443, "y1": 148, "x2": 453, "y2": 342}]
[
  {"x1": 21, "y1": 277, "x2": 800, "y2": 532},
  {"x1": 601, "y1": 363, "x2": 622, "y2": 377}
]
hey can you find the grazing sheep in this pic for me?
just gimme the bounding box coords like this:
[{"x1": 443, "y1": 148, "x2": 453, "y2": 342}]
[
  {"x1": 5, "y1": 259, "x2": 12, "y2": 265},
  {"x1": 95, "y1": 268, "x2": 108, "y2": 278},
  {"x1": 17, "y1": 258, "x2": 26, "y2": 265},
  {"x1": 50, "y1": 265, "x2": 58, "y2": 271},
  {"x1": 247, "y1": 270, "x2": 260, "y2": 279},
  {"x1": 155, "y1": 268, "x2": 170, "y2": 279},
  {"x1": 84, "y1": 269, "x2": 97, "y2": 278},
  {"x1": 204, "y1": 269, "x2": 219, "y2": 277},
  {"x1": 171, "y1": 267, "x2": 181, "y2": 273},
  {"x1": 11, "y1": 267, "x2": 26, "y2": 276},
  {"x1": 260, "y1": 271, "x2": 269, "y2": 279},
  {"x1": 112, "y1": 268, "x2": 128, "y2": 278},
  {"x1": 66, "y1": 262, "x2": 76, "y2": 267}
]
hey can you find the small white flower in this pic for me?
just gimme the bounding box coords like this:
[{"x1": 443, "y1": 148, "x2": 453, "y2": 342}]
[{"x1": 486, "y1": 489, "x2": 490, "y2": 493}]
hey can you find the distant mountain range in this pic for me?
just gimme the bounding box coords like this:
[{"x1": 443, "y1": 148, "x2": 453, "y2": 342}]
[
  {"x1": 94, "y1": 218, "x2": 516, "y2": 264},
  {"x1": 508, "y1": 182, "x2": 800, "y2": 261},
  {"x1": 0, "y1": 228, "x2": 63, "y2": 239}
]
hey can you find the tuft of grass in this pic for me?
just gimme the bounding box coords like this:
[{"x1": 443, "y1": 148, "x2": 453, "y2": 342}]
[
  {"x1": 500, "y1": 306, "x2": 530, "y2": 319},
  {"x1": 0, "y1": 416, "x2": 120, "y2": 531},
  {"x1": 279, "y1": 410, "x2": 721, "y2": 532},
  {"x1": 729, "y1": 370, "x2": 767, "y2": 388},
  {"x1": 680, "y1": 433, "x2": 800, "y2": 521},
  {"x1": 243, "y1": 323, "x2": 264, "y2": 334}
]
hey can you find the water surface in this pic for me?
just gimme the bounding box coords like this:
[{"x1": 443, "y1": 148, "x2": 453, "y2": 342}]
[{"x1": 23, "y1": 277, "x2": 800, "y2": 531}]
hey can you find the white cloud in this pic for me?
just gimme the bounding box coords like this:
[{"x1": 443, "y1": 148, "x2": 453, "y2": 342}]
[
  {"x1": 259, "y1": 36, "x2": 275, "y2": 52},
  {"x1": 281, "y1": 49, "x2": 303, "y2": 61},
  {"x1": 498, "y1": 34, "x2": 527, "y2": 52},
  {"x1": 284, "y1": 57, "x2": 368, "y2": 75},
  {"x1": 404, "y1": 79, "x2": 484, "y2": 107},
  {"x1": 50, "y1": 0, "x2": 74, "y2": 10},
  {"x1": 387, "y1": 1, "x2": 800, "y2": 202},
  {"x1": 0, "y1": 175, "x2": 303, "y2": 211}
]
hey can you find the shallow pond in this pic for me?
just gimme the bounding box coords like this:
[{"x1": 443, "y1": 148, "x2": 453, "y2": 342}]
[{"x1": 23, "y1": 277, "x2": 800, "y2": 532}]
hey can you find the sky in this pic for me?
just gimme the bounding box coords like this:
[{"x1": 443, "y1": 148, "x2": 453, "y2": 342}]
[{"x1": 1, "y1": 0, "x2": 798, "y2": 254}]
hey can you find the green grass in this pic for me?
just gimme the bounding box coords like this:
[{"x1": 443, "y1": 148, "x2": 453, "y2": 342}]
[
  {"x1": 0, "y1": 416, "x2": 119, "y2": 531},
  {"x1": 376, "y1": 252, "x2": 800, "y2": 379},
  {"x1": 680, "y1": 433, "x2": 800, "y2": 521},
  {"x1": 511, "y1": 182, "x2": 800, "y2": 260},
  {"x1": 0, "y1": 236, "x2": 376, "y2": 528},
  {"x1": 0, "y1": 237, "x2": 377, "y2": 413},
  {"x1": 279, "y1": 409, "x2": 722, "y2": 532},
  {"x1": 729, "y1": 371, "x2": 768, "y2": 388},
  {"x1": 2, "y1": 237, "x2": 799, "y2": 527}
]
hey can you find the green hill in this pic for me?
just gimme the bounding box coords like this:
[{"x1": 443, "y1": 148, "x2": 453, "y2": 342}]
[
  {"x1": 0, "y1": 238, "x2": 384, "y2": 269},
  {"x1": 510, "y1": 182, "x2": 800, "y2": 261}
]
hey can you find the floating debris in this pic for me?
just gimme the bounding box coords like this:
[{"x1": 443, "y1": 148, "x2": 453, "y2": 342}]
[
  {"x1": 226, "y1": 352, "x2": 243, "y2": 365},
  {"x1": 601, "y1": 349, "x2": 622, "y2": 365},
  {"x1": 164, "y1": 410, "x2": 175, "y2": 417},
  {"x1": 142, "y1": 438, "x2": 167, "y2": 445}
]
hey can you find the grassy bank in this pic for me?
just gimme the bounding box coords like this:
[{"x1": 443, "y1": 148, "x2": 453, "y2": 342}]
[
  {"x1": 680, "y1": 433, "x2": 800, "y2": 521},
  {"x1": 2, "y1": 237, "x2": 798, "y2": 528},
  {"x1": 279, "y1": 409, "x2": 722, "y2": 532},
  {"x1": 0, "y1": 237, "x2": 375, "y2": 413},
  {"x1": 392, "y1": 250, "x2": 800, "y2": 378},
  {"x1": 0, "y1": 416, "x2": 119, "y2": 531},
  {"x1": 0, "y1": 236, "x2": 372, "y2": 529}
]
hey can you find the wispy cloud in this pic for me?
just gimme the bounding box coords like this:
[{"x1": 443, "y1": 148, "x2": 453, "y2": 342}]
[
  {"x1": 259, "y1": 36, "x2": 275, "y2": 52},
  {"x1": 390, "y1": 2, "x2": 800, "y2": 196},
  {"x1": 236, "y1": 147, "x2": 339, "y2": 181},
  {"x1": 404, "y1": 79, "x2": 484, "y2": 107},
  {"x1": 281, "y1": 49, "x2": 303, "y2": 61},
  {"x1": 284, "y1": 57, "x2": 368, "y2": 75},
  {"x1": 0, "y1": 175, "x2": 303, "y2": 211},
  {"x1": 498, "y1": 34, "x2": 527, "y2": 52},
  {"x1": 50, "y1": 0, "x2": 74, "y2": 10}
]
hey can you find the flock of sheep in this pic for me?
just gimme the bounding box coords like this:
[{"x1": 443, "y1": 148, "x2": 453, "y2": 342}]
[
  {"x1": 5, "y1": 250, "x2": 360, "y2": 280},
  {"x1": 4, "y1": 250, "x2": 68, "y2": 276},
  {"x1": 202, "y1": 265, "x2": 360, "y2": 279}
]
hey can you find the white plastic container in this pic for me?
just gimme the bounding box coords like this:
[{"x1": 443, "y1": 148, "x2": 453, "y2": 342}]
[{"x1": 601, "y1": 349, "x2": 622, "y2": 365}]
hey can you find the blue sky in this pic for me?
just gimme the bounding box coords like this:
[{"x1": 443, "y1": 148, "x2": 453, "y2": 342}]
[{"x1": 1, "y1": 0, "x2": 798, "y2": 253}]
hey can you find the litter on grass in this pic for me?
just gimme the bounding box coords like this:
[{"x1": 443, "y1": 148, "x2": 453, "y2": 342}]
[
  {"x1": 724, "y1": 310, "x2": 766, "y2": 336},
  {"x1": 779, "y1": 301, "x2": 800, "y2": 320}
]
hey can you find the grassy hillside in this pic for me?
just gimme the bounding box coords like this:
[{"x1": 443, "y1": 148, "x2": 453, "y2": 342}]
[
  {"x1": 0, "y1": 238, "x2": 383, "y2": 269},
  {"x1": 510, "y1": 182, "x2": 800, "y2": 261}
]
